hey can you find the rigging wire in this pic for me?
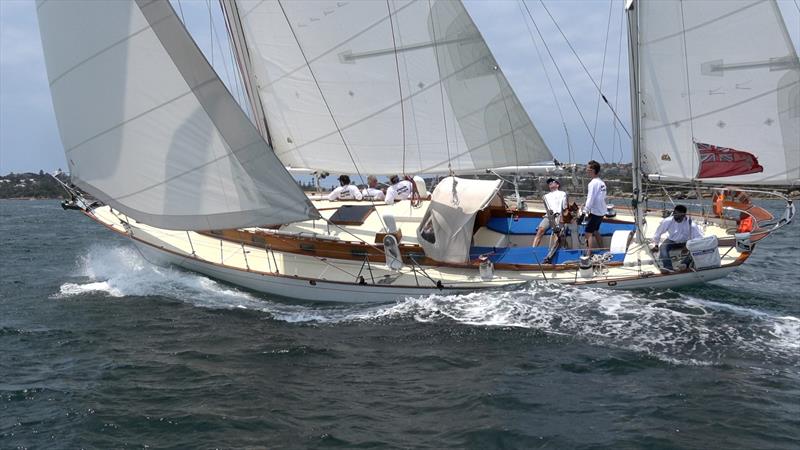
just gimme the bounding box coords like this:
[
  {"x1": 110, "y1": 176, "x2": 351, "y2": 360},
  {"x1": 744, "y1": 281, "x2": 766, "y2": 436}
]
[
  {"x1": 219, "y1": 1, "x2": 268, "y2": 131},
  {"x1": 391, "y1": 3, "x2": 424, "y2": 171},
  {"x1": 319, "y1": 217, "x2": 446, "y2": 288},
  {"x1": 386, "y1": 0, "x2": 407, "y2": 175},
  {"x1": 276, "y1": 0, "x2": 368, "y2": 181},
  {"x1": 520, "y1": 0, "x2": 610, "y2": 162},
  {"x1": 537, "y1": 0, "x2": 632, "y2": 140},
  {"x1": 207, "y1": 0, "x2": 214, "y2": 67},
  {"x1": 207, "y1": 0, "x2": 239, "y2": 107},
  {"x1": 590, "y1": 0, "x2": 615, "y2": 161},
  {"x1": 496, "y1": 72, "x2": 522, "y2": 174},
  {"x1": 611, "y1": 4, "x2": 626, "y2": 163},
  {"x1": 427, "y1": 0, "x2": 454, "y2": 176},
  {"x1": 224, "y1": 12, "x2": 248, "y2": 112},
  {"x1": 678, "y1": 0, "x2": 697, "y2": 176},
  {"x1": 176, "y1": 0, "x2": 186, "y2": 23},
  {"x1": 275, "y1": 1, "x2": 387, "y2": 229},
  {"x1": 517, "y1": 0, "x2": 573, "y2": 163}
]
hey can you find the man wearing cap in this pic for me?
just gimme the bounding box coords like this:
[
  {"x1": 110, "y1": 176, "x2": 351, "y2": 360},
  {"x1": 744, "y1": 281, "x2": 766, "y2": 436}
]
[
  {"x1": 361, "y1": 175, "x2": 385, "y2": 201},
  {"x1": 533, "y1": 178, "x2": 569, "y2": 247},
  {"x1": 385, "y1": 174, "x2": 414, "y2": 204},
  {"x1": 650, "y1": 204, "x2": 704, "y2": 272},
  {"x1": 328, "y1": 174, "x2": 363, "y2": 201}
]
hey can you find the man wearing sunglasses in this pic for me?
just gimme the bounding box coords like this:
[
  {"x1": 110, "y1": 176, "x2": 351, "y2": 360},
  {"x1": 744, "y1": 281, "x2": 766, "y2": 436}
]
[
  {"x1": 532, "y1": 178, "x2": 569, "y2": 248},
  {"x1": 651, "y1": 205, "x2": 704, "y2": 272}
]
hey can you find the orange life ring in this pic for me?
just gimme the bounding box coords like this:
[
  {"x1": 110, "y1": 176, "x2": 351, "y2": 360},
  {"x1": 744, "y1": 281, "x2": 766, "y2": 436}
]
[
  {"x1": 713, "y1": 188, "x2": 751, "y2": 218},
  {"x1": 712, "y1": 192, "x2": 724, "y2": 217}
]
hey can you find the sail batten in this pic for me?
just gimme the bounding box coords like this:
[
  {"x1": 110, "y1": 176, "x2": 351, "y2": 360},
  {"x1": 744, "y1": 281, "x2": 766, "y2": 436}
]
[
  {"x1": 234, "y1": 0, "x2": 553, "y2": 175},
  {"x1": 37, "y1": 0, "x2": 319, "y2": 230}
]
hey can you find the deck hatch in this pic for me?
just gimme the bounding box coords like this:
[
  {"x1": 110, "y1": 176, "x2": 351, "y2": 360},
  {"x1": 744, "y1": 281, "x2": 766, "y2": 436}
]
[{"x1": 329, "y1": 205, "x2": 375, "y2": 226}]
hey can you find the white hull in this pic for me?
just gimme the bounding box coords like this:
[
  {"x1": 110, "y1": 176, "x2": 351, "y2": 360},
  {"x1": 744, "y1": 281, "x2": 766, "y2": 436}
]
[
  {"x1": 133, "y1": 242, "x2": 479, "y2": 303},
  {"x1": 133, "y1": 238, "x2": 737, "y2": 301}
]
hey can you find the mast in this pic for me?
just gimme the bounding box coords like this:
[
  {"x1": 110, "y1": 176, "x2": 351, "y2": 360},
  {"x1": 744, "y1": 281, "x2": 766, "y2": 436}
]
[
  {"x1": 625, "y1": 0, "x2": 645, "y2": 243},
  {"x1": 220, "y1": 0, "x2": 273, "y2": 147}
]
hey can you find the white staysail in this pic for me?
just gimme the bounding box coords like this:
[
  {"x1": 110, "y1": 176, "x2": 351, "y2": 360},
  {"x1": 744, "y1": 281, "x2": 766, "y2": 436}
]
[
  {"x1": 234, "y1": 0, "x2": 553, "y2": 176},
  {"x1": 637, "y1": 0, "x2": 800, "y2": 185},
  {"x1": 37, "y1": 0, "x2": 319, "y2": 230}
]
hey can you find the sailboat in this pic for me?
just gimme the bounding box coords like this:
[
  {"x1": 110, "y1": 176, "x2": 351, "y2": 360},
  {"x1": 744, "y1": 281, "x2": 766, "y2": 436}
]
[{"x1": 37, "y1": 0, "x2": 797, "y2": 303}]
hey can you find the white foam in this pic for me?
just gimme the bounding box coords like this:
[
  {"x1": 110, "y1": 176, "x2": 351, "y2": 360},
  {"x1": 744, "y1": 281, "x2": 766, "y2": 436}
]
[
  {"x1": 54, "y1": 245, "x2": 264, "y2": 309},
  {"x1": 56, "y1": 281, "x2": 124, "y2": 298},
  {"x1": 768, "y1": 316, "x2": 800, "y2": 350},
  {"x1": 357, "y1": 284, "x2": 800, "y2": 366},
  {"x1": 54, "y1": 244, "x2": 799, "y2": 366}
]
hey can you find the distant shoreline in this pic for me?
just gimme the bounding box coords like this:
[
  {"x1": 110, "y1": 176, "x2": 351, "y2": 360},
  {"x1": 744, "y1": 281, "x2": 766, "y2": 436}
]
[{"x1": 0, "y1": 196, "x2": 64, "y2": 200}]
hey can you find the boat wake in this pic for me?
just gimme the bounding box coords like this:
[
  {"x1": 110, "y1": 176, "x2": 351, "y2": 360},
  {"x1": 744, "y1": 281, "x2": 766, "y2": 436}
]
[
  {"x1": 56, "y1": 244, "x2": 799, "y2": 366},
  {"x1": 54, "y1": 245, "x2": 267, "y2": 309},
  {"x1": 53, "y1": 244, "x2": 375, "y2": 320},
  {"x1": 380, "y1": 289, "x2": 800, "y2": 366}
]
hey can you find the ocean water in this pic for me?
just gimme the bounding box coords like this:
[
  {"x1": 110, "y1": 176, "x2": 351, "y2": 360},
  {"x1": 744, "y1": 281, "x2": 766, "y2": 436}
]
[{"x1": 1, "y1": 199, "x2": 798, "y2": 449}]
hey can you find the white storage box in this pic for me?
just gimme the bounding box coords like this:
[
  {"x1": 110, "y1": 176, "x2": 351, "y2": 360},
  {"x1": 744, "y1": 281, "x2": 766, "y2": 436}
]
[
  {"x1": 609, "y1": 230, "x2": 632, "y2": 253},
  {"x1": 472, "y1": 226, "x2": 509, "y2": 248},
  {"x1": 686, "y1": 236, "x2": 721, "y2": 270}
]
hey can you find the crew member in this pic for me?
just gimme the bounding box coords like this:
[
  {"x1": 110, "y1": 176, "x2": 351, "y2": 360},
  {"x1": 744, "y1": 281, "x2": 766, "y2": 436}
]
[
  {"x1": 532, "y1": 178, "x2": 568, "y2": 247},
  {"x1": 361, "y1": 175, "x2": 385, "y2": 201},
  {"x1": 583, "y1": 160, "x2": 607, "y2": 254},
  {"x1": 650, "y1": 204, "x2": 704, "y2": 272},
  {"x1": 385, "y1": 175, "x2": 414, "y2": 204},
  {"x1": 328, "y1": 174, "x2": 363, "y2": 201}
]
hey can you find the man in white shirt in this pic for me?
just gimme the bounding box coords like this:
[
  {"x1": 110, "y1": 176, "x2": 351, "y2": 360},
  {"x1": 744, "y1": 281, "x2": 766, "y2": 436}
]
[
  {"x1": 533, "y1": 178, "x2": 568, "y2": 247},
  {"x1": 328, "y1": 174, "x2": 363, "y2": 201},
  {"x1": 361, "y1": 175, "x2": 385, "y2": 201},
  {"x1": 651, "y1": 204, "x2": 704, "y2": 272},
  {"x1": 385, "y1": 175, "x2": 414, "y2": 204},
  {"x1": 583, "y1": 160, "x2": 607, "y2": 254}
]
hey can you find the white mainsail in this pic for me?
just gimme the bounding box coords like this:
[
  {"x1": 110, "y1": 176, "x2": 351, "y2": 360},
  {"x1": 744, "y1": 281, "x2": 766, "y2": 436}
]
[
  {"x1": 37, "y1": 0, "x2": 319, "y2": 230},
  {"x1": 636, "y1": 0, "x2": 800, "y2": 185},
  {"x1": 233, "y1": 0, "x2": 553, "y2": 175}
]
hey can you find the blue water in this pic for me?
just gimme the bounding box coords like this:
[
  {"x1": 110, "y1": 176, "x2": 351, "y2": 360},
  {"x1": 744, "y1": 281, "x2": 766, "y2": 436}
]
[{"x1": 1, "y1": 200, "x2": 799, "y2": 448}]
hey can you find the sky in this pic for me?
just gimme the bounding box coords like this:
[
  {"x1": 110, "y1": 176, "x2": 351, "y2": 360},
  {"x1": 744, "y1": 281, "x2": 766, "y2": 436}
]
[{"x1": 1, "y1": 0, "x2": 798, "y2": 175}]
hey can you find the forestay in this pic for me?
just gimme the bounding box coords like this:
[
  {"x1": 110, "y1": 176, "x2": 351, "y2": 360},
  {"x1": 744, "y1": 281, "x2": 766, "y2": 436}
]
[
  {"x1": 233, "y1": 0, "x2": 552, "y2": 175},
  {"x1": 37, "y1": 0, "x2": 319, "y2": 230},
  {"x1": 637, "y1": 0, "x2": 799, "y2": 185},
  {"x1": 417, "y1": 177, "x2": 502, "y2": 263}
]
